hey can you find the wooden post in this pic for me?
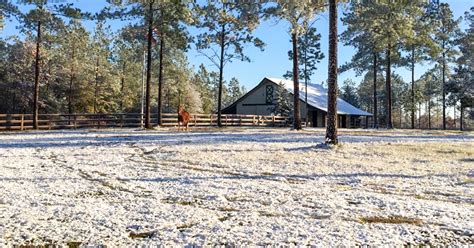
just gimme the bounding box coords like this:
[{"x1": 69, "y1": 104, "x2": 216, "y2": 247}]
[
  {"x1": 98, "y1": 114, "x2": 101, "y2": 129},
  {"x1": 48, "y1": 115, "x2": 52, "y2": 130},
  {"x1": 253, "y1": 116, "x2": 256, "y2": 126},
  {"x1": 272, "y1": 116, "x2": 275, "y2": 127},
  {"x1": 210, "y1": 114, "x2": 213, "y2": 126},
  {"x1": 240, "y1": 115, "x2": 242, "y2": 126},
  {"x1": 73, "y1": 115, "x2": 77, "y2": 130},
  {"x1": 20, "y1": 114, "x2": 24, "y2": 131},
  {"x1": 194, "y1": 114, "x2": 197, "y2": 126},
  {"x1": 225, "y1": 115, "x2": 228, "y2": 126},
  {"x1": 120, "y1": 114, "x2": 124, "y2": 128}
]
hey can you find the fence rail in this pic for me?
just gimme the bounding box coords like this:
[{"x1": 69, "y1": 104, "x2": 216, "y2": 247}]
[{"x1": 0, "y1": 113, "x2": 289, "y2": 131}]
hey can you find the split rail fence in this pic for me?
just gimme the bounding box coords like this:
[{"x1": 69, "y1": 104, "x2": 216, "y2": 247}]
[{"x1": 0, "y1": 113, "x2": 289, "y2": 131}]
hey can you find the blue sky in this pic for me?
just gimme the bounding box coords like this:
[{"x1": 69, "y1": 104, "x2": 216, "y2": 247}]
[{"x1": 1, "y1": 0, "x2": 471, "y2": 91}]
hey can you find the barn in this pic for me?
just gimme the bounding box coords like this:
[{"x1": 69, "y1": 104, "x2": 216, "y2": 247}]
[{"x1": 221, "y1": 77, "x2": 373, "y2": 128}]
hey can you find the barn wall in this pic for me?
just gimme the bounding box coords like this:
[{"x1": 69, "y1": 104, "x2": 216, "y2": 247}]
[
  {"x1": 236, "y1": 80, "x2": 309, "y2": 119},
  {"x1": 236, "y1": 80, "x2": 271, "y2": 115}
]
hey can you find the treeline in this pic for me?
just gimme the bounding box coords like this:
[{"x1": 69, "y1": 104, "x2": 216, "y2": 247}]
[
  {"x1": 339, "y1": 3, "x2": 473, "y2": 130},
  {"x1": 0, "y1": 1, "x2": 472, "y2": 131},
  {"x1": 0, "y1": 0, "x2": 246, "y2": 121}
]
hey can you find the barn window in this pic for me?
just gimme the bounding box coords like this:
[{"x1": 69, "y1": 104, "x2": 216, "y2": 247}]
[{"x1": 265, "y1": 85, "x2": 274, "y2": 104}]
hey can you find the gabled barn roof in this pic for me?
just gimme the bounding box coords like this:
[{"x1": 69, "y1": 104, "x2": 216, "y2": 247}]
[
  {"x1": 266, "y1": 77, "x2": 373, "y2": 116},
  {"x1": 222, "y1": 77, "x2": 373, "y2": 116}
]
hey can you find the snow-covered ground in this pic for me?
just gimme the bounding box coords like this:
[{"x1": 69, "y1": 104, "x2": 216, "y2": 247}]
[{"x1": 0, "y1": 128, "x2": 473, "y2": 246}]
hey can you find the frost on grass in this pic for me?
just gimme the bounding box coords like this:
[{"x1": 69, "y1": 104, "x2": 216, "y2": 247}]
[{"x1": 0, "y1": 128, "x2": 473, "y2": 246}]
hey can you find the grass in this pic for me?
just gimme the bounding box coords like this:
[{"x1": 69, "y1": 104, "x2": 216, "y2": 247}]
[
  {"x1": 259, "y1": 211, "x2": 285, "y2": 217},
  {"x1": 456, "y1": 178, "x2": 474, "y2": 185},
  {"x1": 176, "y1": 222, "x2": 197, "y2": 230},
  {"x1": 129, "y1": 230, "x2": 156, "y2": 239},
  {"x1": 219, "y1": 206, "x2": 239, "y2": 212},
  {"x1": 161, "y1": 197, "x2": 196, "y2": 206},
  {"x1": 218, "y1": 215, "x2": 231, "y2": 222},
  {"x1": 66, "y1": 241, "x2": 82, "y2": 248},
  {"x1": 359, "y1": 216, "x2": 423, "y2": 225}
]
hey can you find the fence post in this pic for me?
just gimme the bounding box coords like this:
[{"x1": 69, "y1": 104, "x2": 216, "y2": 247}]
[
  {"x1": 20, "y1": 114, "x2": 24, "y2": 131},
  {"x1": 253, "y1": 116, "x2": 256, "y2": 126},
  {"x1": 272, "y1": 116, "x2": 275, "y2": 127},
  {"x1": 194, "y1": 114, "x2": 197, "y2": 126},
  {"x1": 73, "y1": 115, "x2": 77, "y2": 130},
  {"x1": 120, "y1": 114, "x2": 124, "y2": 128},
  {"x1": 240, "y1": 115, "x2": 242, "y2": 126},
  {"x1": 210, "y1": 114, "x2": 213, "y2": 126},
  {"x1": 97, "y1": 114, "x2": 101, "y2": 129},
  {"x1": 225, "y1": 115, "x2": 228, "y2": 126},
  {"x1": 49, "y1": 115, "x2": 52, "y2": 130}
]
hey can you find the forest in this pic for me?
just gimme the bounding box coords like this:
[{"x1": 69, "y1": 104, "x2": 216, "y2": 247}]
[{"x1": 0, "y1": 1, "x2": 472, "y2": 132}]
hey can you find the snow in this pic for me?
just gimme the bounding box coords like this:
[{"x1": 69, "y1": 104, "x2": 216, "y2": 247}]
[
  {"x1": 267, "y1": 77, "x2": 373, "y2": 116},
  {"x1": 0, "y1": 128, "x2": 473, "y2": 246}
]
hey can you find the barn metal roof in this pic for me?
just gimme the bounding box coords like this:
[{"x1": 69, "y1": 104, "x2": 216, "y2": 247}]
[{"x1": 266, "y1": 77, "x2": 373, "y2": 116}]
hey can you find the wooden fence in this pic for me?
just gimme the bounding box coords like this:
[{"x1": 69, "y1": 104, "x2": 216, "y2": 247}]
[{"x1": 0, "y1": 113, "x2": 289, "y2": 131}]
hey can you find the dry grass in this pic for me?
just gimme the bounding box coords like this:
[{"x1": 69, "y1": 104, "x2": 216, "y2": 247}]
[
  {"x1": 129, "y1": 230, "x2": 156, "y2": 239},
  {"x1": 360, "y1": 216, "x2": 423, "y2": 225},
  {"x1": 259, "y1": 211, "x2": 285, "y2": 217},
  {"x1": 176, "y1": 222, "x2": 197, "y2": 230},
  {"x1": 66, "y1": 241, "x2": 82, "y2": 248}
]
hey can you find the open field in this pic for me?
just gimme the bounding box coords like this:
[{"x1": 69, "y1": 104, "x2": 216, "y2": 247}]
[{"x1": 0, "y1": 128, "x2": 473, "y2": 246}]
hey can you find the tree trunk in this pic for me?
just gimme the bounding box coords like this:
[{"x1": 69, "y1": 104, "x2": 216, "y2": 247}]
[
  {"x1": 140, "y1": 49, "x2": 146, "y2": 127},
  {"x1": 428, "y1": 100, "x2": 431, "y2": 129},
  {"x1": 292, "y1": 32, "x2": 302, "y2": 130},
  {"x1": 304, "y1": 33, "x2": 308, "y2": 125},
  {"x1": 145, "y1": 1, "x2": 153, "y2": 129},
  {"x1": 399, "y1": 106, "x2": 402, "y2": 128},
  {"x1": 411, "y1": 44, "x2": 415, "y2": 129},
  {"x1": 453, "y1": 105, "x2": 456, "y2": 129},
  {"x1": 385, "y1": 45, "x2": 393, "y2": 129},
  {"x1": 93, "y1": 56, "x2": 99, "y2": 114},
  {"x1": 442, "y1": 45, "x2": 446, "y2": 130},
  {"x1": 68, "y1": 46, "x2": 75, "y2": 115},
  {"x1": 373, "y1": 51, "x2": 378, "y2": 128},
  {"x1": 217, "y1": 22, "x2": 226, "y2": 127},
  {"x1": 418, "y1": 102, "x2": 421, "y2": 128},
  {"x1": 157, "y1": 36, "x2": 164, "y2": 126},
  {"x1": 325, "y1": 0, "x2": 338, "y2": 144},
  {"x1": 33, "y1": 20, "x2": 41, "y2": 129},
  {"x1": 460, "y1": 104, "x2": 464, "y2": 131},
  {"x1": 120, "y1": 61, "x2": 126, "y2": 112}
]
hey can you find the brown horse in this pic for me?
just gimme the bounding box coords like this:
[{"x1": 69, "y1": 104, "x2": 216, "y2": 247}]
[{"x1": 178, "y1": 105, "x2": 190, "y2": 131}]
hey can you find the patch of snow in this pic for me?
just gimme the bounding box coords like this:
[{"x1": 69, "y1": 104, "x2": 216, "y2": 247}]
[{"x1": 0, "y1": 128, "x2": 472, "y2": 246}]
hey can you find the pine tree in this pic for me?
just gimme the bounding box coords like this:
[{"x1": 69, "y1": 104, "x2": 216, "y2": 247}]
[
  {"x1": 55, "y1": 19, "x2": 91, "y2": 114},
  {"x1": 227, "y1": 77, "x2": 245, "y2": 104},
  {"x1": 194, "y1": 0, "x2": 264, "y2": 127},
  {"x1": 0, "y1": 1, "x2": 19, "y2": 31},
  {"x1": 90, "y1": 21, "x2": 116, "y2": 114},
  {"x1": 283, "y1": 26, "x2": 324, "y2": 116},
  {"x1": 342, "y1": 0, "x2": 427, "y2": 129},
  {"x1": 113, "y1": 26, "x2": 145, "y2": 112},
  {"x1": 271, "y1": 82, "x2": 293, "y2": 117},
  {"x1": 432, "y1": 3, "x2": 461, "y2": 130},
  {"x1": 447, "y1": 7, "x2": 473, "y2": 131},
  {"x1": 266, "y1": 0, "x2": 327, "y2": 130},
  {"x1": 17, "y1": 0, "x2": 87, "y2": 128},
  {"x1": 193, "y1": 64, "x2": 215, "y2": 114},
  {"x1": 340, "y1": 79, "x2": 359, "y2": 108},
  {"x1": 402, "y1": 2, "x2": 440, "y2": 129}
]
